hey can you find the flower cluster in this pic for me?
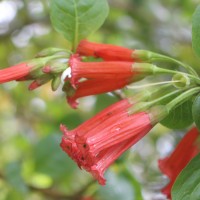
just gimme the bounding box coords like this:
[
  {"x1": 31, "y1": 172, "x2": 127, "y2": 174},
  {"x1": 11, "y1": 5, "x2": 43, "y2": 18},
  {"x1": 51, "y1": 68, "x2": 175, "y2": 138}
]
[
  {"x1": 1, "y1": 39, "x2": 200, "y2": 198},
  {"x1": 59, "y1": 40, "x2": 200, "y2": 197},
  {"x1": 62, "y1": 40, "x2": 165, "y2": 108}
]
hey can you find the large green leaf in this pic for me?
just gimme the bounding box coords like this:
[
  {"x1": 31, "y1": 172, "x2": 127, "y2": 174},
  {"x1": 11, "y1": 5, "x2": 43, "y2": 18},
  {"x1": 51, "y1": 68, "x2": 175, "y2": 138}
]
[
  {"x1": 50, "y1": 0, "x2": 109, "y2": 50},
  {"x1": 192, "y1": 5, "x2": 200, "y2": 58},
  {"x1": 192, "y1": 94, "x2": 200, "y2": 131},
  {"x1": 161, "y1": 100, "x2": 193, "y2": 129},
  {"x1": 172, "y1": 154, "x2": 200, "y2": 200}
]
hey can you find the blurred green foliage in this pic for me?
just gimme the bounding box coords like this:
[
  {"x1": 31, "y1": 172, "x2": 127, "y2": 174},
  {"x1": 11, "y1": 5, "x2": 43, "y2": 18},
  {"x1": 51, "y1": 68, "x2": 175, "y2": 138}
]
[{"x1": 0, "y1": 0, "x2": 200, "y2": 199}]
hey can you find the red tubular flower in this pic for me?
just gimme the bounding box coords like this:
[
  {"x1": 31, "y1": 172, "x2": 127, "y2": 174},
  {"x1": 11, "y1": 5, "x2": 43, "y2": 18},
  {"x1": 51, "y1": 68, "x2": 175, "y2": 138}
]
[
  {"x1": 76, "y1": 40, "x2": 136, "y2": 61},
  {"x1": 0, "y1": 63, "x2": 31, "y2": 84},
  {"x1": 158, "y1": 127, "x2": 200, "y2": 199},
  {"x1": 64, "y1": 78, "x2": 129, "y2": 108},
  {"x1": 69, "y1": 54, "x2": 139, "y2": 87},
  {"x1": 60, "y1": 99, "x2": 155, "y2": 185},
  {"x1": 65, "y1": 54, "x2": 157, "y2": 108}
]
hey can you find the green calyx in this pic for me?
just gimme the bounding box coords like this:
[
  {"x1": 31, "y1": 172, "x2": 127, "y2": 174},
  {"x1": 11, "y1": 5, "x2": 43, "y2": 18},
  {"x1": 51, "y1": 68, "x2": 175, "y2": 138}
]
[
  {"x1": 51, "y1": 76, "x2": 61, "y2": 91},
  {"x1": 148, "y1": 105, "x2": 169, "y2": 125},
  {"x1": 24, "y1": 51, "x2": 70, "y2": 91},
  {"x1": 28, "y1": 55, "x2": 67, "y2": 78},
  {"x1": 35, "y1": 47, "x2": 71, "y2": 58},
  {"x1": 172, "y1": 73, "x2": 191, "y2": 89},
  {"x1": 132, "y1": 63, "x2": 177, "y2": 76}
]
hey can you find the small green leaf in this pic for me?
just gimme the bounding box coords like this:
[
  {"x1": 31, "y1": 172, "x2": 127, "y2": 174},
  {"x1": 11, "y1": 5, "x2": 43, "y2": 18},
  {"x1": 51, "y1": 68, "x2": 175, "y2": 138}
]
[
  {"x1": 192, "y1": 5, "x2": 200, "y2": 58},
  {"x1": 50, "y1": 0, "x2": 109, "y2": 50},
  {"x1": 192, "y1": 94, "x2": 200, "y2": 131},
  {"x1": 161, "y1": 100, "x2": 193, "y2": 129},
  {"x1": 172, "y1": 154, "x2": 200, "y2": 200}
]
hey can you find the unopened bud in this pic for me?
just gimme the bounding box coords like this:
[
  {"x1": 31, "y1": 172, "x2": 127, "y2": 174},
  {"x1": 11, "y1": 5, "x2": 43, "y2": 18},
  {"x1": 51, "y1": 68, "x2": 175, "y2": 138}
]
[
  {"x1": 36, "y1": 48, "x2": 70, "y2": 57},
  {"x1": 43, "y1": 62, "x2": 67, "y2": 74},
  {"x1": 172, "y1": 73, "x2": 190, "y2": 89},
  {"x1": 51, "y1": 76, "x2": 61, "y2": 91},
  {"x1": 28, "y1": 75, "x2": 51, "y2": 90}
]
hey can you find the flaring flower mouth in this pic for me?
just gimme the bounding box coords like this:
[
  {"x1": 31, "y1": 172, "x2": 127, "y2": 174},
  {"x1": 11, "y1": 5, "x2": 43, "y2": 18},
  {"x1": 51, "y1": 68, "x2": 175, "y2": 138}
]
[{"x1": 60, "y1": 99, "x2": 154, "y2": 185}]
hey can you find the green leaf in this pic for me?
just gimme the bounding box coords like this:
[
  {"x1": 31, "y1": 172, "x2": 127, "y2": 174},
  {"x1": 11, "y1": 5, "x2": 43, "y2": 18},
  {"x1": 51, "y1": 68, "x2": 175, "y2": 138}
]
[
  {"x1": 192, "y1": 5, "x2": 200, "y2": 58},
  {"x1": 50, "y1": 0, "x2": 109, "y2": 50},
  {"x1": 33, "y1": 134, "x2": 76, "y2": 181},
  {"x1": 172, "y1": 153, "x2": 200, "y2": 200},
  {"x1": 192, "y1": 94, "x2": 200, "y2": 131},
  {"x1": 161, "y1": 100, "x2": 193, "y2": 129}
]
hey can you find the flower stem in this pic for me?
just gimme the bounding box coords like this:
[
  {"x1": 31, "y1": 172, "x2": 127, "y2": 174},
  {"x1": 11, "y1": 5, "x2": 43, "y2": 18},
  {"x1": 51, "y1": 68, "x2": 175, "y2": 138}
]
[
  {"x1": 153, "y1": 66, "x2": 200, "y2": 85},
  {"x1": 150, "y1": 52, "x2": 199, "y2": 77},
  {"x1": 135, "y1": 50, "x2": 199, "y2": 77},
  {"x1": 166, "y1": 87, "x2": 200, "y2": 112},
  {"x1": 128, "y1": 84, "x2": 173, "y2": 104},
  {"x1": 127, "y1": 80, "x2": 181, "y2": 89},
  {"x1": 129, "y1": 89, "x2": 182, "y2": 114},
  {"x1": 148, "y1": 89, "x2": 182, "y2": 106}
]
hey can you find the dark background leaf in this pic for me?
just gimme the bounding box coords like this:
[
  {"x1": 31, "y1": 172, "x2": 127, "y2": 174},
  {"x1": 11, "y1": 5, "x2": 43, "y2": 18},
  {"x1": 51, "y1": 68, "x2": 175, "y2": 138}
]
[
  {"x1": 192, "y1": 94, "x2": 200, "y2": 131},
  {"x1": 172, "y1": 153, "x2": 200, "y2": 200},
  {"x1": 161, "y1": 100, "x2": 193, "y2": 129},
  {"x1": 192, "y1": 5, "x2": 200, "y2": 58}
]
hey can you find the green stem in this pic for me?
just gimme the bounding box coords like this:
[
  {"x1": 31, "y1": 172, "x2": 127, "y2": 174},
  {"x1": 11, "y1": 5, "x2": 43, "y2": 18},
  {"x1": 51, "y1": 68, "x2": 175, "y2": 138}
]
[
  {"x1": 148, "y1": 89, "x2": 182, "y2": 106},
  {"x1": 135, "y1": 50, "x2": 199, "y2": 77},
  {"x1": 150, "y1": 52, "x2": 199, "y2": 77},
  {"x1": 128, "y1": 84, "x2": 173, "y2": 104},
  {"x1": 127, "y1": 80, "x2": 180, "y2": 89},
  {"x1": 166, "y1": 87, "x2": 200, "y2": 112},
  {"x1": 129, "y1": 88, "x2": 182, "y2": 114},
  {"x1": 153, "y1": 66, "x2": 200, "y2": 85}
]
